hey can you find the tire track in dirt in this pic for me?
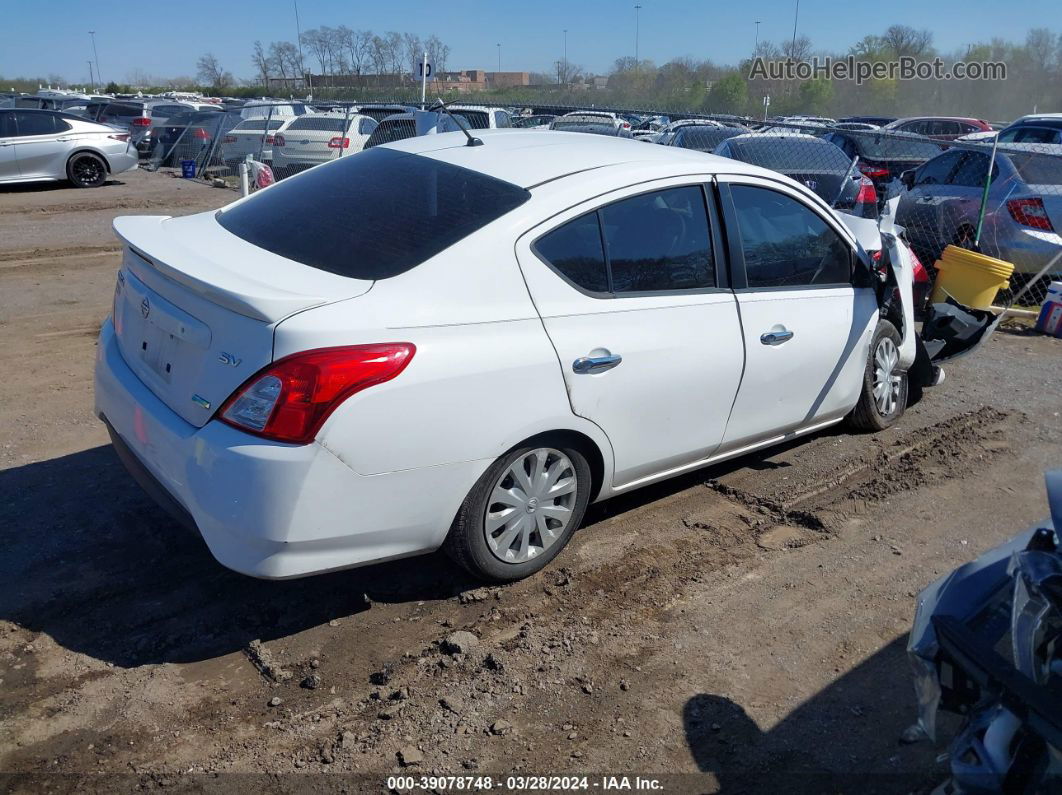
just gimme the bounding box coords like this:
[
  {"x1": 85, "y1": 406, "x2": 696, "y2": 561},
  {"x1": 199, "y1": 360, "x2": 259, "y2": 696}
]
[{"x1": 136, "y1": 406, "x2": 1019, "y2": 775}]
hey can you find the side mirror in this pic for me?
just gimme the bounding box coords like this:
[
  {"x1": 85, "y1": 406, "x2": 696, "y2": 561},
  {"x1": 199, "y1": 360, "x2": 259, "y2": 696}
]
[{"x1": 900, "y1": 169, "x2": 916, "y2": 191}]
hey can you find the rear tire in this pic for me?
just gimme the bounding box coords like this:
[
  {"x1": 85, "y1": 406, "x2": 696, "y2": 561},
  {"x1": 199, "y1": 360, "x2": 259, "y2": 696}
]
[
  {"x1": 67, "y1": 152, "x2": 107, "y2": 188},
  {"x1": 444, "y1": 440, "x2": 592, "y2": 582},
  {"x1": 848, "y1": 320, "x2": 908, "y2": 432}
]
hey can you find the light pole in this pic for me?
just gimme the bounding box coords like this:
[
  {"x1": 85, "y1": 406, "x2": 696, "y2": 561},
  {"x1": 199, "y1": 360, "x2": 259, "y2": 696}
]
[
  {"x1": 634, "y1": 5, "x2": 642, "y2": 64},
  {"x1": 88, "y1": 31, "x2": 100, "y2": 87},
  {"x1": 496, "y1": 43, "x2": 501, "y2": 72},
  {"x1": 293, "y1": 0, "x2": 312, "y2": 95},
  {"x1": 755, "y1": 21, "x2": 761, "y2": 50},
  {"x1": 790, "y1": 0, "x2": 800, "y2": 57},
  {"x1": 87, "y1": 60, "x2": 95, "y2": 91}
]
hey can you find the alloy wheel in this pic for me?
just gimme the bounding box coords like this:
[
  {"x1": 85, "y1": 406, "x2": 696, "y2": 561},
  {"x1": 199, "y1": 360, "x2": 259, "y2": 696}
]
[
  {"x1": 873, "y1": 336, "x2": 902, "y2": 416},
  {"x1": 73, "y1": 157, "x2": 103, "y2": 186},
  {"x1": 484, "y1": 448, "x2": 577, "y2": 564}
]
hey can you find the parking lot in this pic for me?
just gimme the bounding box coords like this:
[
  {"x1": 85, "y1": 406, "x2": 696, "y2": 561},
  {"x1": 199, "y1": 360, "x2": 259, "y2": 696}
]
[{"x1": 0, "y1": 168, "x2": 1059, "y2": 790}]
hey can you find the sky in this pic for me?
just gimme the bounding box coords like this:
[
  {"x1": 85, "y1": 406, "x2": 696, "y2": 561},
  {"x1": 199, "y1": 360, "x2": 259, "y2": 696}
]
[{"x1": 1, "y1": 0, "x2": 1057, "y2": 85}]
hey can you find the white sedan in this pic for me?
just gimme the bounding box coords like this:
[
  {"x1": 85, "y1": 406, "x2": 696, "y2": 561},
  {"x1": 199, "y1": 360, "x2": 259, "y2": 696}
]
[
  {"x1": 94, "y1": 131, "x2": 983, "y2": 582},
  {"x1": 0, "y1": 108, "x2": 139, "y2": 187},
  {"x1": 270, "y1": 113, "x2": 377, "y2": 172}
]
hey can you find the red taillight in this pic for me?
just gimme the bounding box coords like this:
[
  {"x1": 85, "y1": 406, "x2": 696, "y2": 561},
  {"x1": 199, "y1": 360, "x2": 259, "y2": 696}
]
[
  {"x1": 328, "y1": 136, "x2": 351, "y2": 148},
  {"x1": 218, "y1": 344, "x2": 416, "y2": 444},
  {"x1": 265, "y1": 134, "x2": 276, "y2": 145},
  {"x1": 222, "y1": 134, "x2": 236, "y2": 144},
  {"x1": 108, "y1": 133, "x2": 130, "y2": 142},
  {"x1": 192, "y1": 127, "x2": 209, "y2": 140},
  {"x1": 1007, "y1": 198, "x2": 1054, "y2": 231},
  {"x1": 909, "y1": 247, "x2": 930, "y2": 283},
  {"x1": 856, "y1": 176, "x2": 878, "y2": 205},
  {"x1": 131, "y1": 117, "x2": 152, "y2": 127},
  {"x1": 858, "y1": 162, "x2": 890, "y2": 179},
  {"x1": 273, "y1": 133, "x2": 286, "y2": 147}
]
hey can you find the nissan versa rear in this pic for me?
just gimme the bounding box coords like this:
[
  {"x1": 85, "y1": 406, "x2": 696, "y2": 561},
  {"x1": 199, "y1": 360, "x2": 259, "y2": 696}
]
[{"x1": 95, "y1": 130, "x2": 982, "y2": 582}]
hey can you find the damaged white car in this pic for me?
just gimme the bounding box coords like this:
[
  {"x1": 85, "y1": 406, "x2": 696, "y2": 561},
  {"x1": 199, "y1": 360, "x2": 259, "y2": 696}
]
[{"x1": 94, "y1": 130, "x2": 990, "y2": 582}]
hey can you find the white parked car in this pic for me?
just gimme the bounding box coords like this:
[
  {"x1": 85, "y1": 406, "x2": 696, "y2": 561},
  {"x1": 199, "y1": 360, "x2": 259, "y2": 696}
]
[
  {"x1": 447, "y1": 105, "x2": 512, "y2": 130},
  {"x1": 0, "y1": 108, "x2": 138, "y2": 187},
  {"x1": 220, "y1": 117, "x2": 287, "y2": 165},
  {"x1": 95, "y1": 130, "x2": 983, "y2": 582},
  {"x1": 271, "y1": 113, "x2": 377, "y2": 172},
  {"x1": 240, "y1": 101, "x2": 311, "y2": 120}
]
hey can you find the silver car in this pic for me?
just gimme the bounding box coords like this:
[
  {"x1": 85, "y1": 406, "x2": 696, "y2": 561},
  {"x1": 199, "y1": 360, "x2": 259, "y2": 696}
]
[
  {"x1": 897, "y1": 145, "x2": 1062, "y2": 276},
  {"x1": 0, "y1": 109, "x2": 139, "y2": 188}
]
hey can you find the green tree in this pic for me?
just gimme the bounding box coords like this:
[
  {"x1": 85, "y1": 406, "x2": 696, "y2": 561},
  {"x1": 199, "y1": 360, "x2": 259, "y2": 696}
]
[
  {"x1": 798, "y1": 78, "x2": 833, "y2": 114},
  {"x1": 706, "y1": 72, "x2": 747, "y2": 114}
]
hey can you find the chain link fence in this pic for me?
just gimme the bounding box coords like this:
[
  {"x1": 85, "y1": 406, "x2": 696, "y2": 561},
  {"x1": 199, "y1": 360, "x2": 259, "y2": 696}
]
[{"x1": 143, "y1": 99, "x2": 1062, "y2": 312}]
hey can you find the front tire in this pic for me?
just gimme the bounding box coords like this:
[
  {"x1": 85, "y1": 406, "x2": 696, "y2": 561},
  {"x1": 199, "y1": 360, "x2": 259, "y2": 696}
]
[
  {"x1": 444, "y1": 441, "x2": 592, "y2": 582},
  {"x1": 848, "y1": 320, "x2": 908, "y2": 432},
  {"x1": 67, "y1": 153, "x2": 108, "y2": 188}
]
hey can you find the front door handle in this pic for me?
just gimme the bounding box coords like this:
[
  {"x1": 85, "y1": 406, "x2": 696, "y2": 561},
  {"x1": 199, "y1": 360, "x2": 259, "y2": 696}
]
[
  {"x1": 760, "y1": 329, "x2": 794, "y2": 346},
  {"x1": 573, "y1": 354, "x2": 622, "y2": 374}
]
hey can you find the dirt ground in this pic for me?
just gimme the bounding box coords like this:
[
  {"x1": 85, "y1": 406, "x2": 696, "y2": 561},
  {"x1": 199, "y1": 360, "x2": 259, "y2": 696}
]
[{"x1": 1, "y1": 168, "x2": 1060, "y2": 794}]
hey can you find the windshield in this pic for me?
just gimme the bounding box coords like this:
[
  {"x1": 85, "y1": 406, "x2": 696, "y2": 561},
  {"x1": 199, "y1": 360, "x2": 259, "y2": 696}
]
[{"x1": 216, "y1": 147, "x2": 531, "y2": 280}]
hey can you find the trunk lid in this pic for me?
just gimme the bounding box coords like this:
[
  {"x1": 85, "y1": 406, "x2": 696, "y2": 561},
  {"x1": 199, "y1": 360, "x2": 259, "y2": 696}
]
[{"x1": 111, "y1": 212, "x2": 372, "y2": 427}]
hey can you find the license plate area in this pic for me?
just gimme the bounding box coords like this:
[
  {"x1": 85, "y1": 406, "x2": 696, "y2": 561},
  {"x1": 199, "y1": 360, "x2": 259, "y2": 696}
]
[{"x1": 139, "y1": 322, "x2": 181, "y2": 383}]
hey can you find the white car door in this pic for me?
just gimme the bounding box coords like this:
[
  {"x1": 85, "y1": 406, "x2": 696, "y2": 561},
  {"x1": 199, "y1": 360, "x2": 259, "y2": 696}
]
[
  {"x1": 11, "y1": 111, "x2": 70, "y2": 179},
  {"x1": 716, "y1": 176, "x2": 878, "y2": 450},
  {"x1": 0, "y1": 113, "x2": 18, "y2": 180},
  {"x1": 516, "y1": 180, "x2": 745, "y2": 489}
]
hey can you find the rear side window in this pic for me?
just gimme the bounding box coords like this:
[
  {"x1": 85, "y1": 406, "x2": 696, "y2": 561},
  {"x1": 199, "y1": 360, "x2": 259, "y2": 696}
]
[
  {"x1": 535, "y1": 213, "x2": 609, "y2": 293},
  {"x1": 950, "y1": 152, "x2": 999, "y2": 188},
  {"x1": 601, "y1": 187, "x2": 714, "y2": 292},
  {"x1": 730, "y1": 185, "x2": 851, "y2": 288},
  {"x1": 358, "y1": 117, "x2": 377, "y2": 135},
  {"x1": 217, "y1": 147, "x2": 531, "y2": 280},
  {"x1": 534, "y1": 186, "x2": 715, "y2": 295},
  {"x1": 494, "y1": 111, "x2": 511, "y2": 128},
  {"x1": 13, "y1": 111, "x2": 65, "y2": 136}
]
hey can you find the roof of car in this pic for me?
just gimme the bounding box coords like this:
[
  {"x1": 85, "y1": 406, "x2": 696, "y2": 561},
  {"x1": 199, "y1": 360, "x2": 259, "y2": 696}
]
[
  {"x1": 379, "y1": 129, "x2": 777, "y2": 188},
  {"x1": 886, "y1": 116, "x2": 988, "y2": 125}
]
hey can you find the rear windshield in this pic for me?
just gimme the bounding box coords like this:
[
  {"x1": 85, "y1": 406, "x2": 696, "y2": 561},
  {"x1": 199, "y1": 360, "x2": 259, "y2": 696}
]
[
  {"x1": 846, "y1": 133, "x2": 944, "y2": 161},
  {"x1": 285, "y1": 116, "x2": 347, "y2": 132},
  {"x1": 721, "y1": 138, "x2": 852, "y2": 172},
  {"x1": 672, "y1": 127, "x2": 744, "y2": 151},
  {"x1": 234, "y1": 118, "x2": 285, "y2": 132},
  {"x1": 216, "y1": 147, "x2": 531, "y2": 279},
  {"x1": 1008, "y1": 152, "x2": 1062, "y2": 186}
]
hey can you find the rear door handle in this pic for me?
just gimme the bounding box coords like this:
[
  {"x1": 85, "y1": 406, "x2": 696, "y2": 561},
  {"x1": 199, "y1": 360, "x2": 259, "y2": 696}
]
[
  {"x1": 760, "y1": 330, "x2": 794, "y2": 346},
  {"x1": 573, "y1": 354, "x2": 622, "y2": 374}
]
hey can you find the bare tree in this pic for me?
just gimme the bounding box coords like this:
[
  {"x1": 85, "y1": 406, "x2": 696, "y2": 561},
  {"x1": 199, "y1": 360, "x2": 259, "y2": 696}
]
[
  {"x1": 196, "y1": 53, "x2": 232, "y2": 88},
  {"x1": 252, "y1": 41, "x2": 271, "y2": 85},
  {"x1": 425, "y1": 34, "x2": 449, "y2": 73},
  {"x1": 881, "y1": 25, "x2": 933, "y2": 57},
  {"x1": 403, "y1": 32, "x2": 423, "y2": 75},
  {"x1": 384, "y1": 31, "x2": 403, "y2": 75},
  {"x1": 370, "y1": 35, "x2": 388, "y2": 75}
]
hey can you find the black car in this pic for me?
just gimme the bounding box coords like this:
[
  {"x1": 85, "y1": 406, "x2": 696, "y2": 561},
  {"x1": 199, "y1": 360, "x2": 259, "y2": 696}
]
[
  {"x1": 823, "y1": 130, "x2": 945, "y2": 206},
  {"x1": 149, "y1": 110, "x2": 234, "y2": 168},
  {"x1": 669, "y1": 125, "x2": 746, "y2": 152},
  {"x1": 714, "y1": 133, "x2": 879, "y2": 218}
]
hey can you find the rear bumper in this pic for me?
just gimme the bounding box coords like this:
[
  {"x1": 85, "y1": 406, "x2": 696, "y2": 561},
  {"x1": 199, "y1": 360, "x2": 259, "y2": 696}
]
[
  {"x1": 94, "y1": 318, "x2": 484, "y2": 578},
  {"x1": 105, "y1": 147, "x2": 139, "y2": 175}
]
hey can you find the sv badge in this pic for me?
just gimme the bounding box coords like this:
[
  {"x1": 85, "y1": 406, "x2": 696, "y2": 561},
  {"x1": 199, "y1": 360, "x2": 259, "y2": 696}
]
[{"x1": 218, "y1": 352, "x2": 242, "y2": 367}]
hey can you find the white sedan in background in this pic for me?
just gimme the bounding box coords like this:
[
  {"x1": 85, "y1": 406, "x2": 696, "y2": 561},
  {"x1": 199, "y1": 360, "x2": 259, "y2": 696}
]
[
  {"x1": 270, "y1": 113, "x2": 377, "y2": 173},
  {"x1": 95, "y1": 131, "x2": 984, "y2": 583},
  {"x1": 0, "y1": 108, "x2": 138, "y2": 187}
]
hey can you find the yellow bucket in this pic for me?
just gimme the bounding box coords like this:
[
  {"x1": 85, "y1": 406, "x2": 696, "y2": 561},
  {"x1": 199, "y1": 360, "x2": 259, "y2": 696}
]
[{"x1": 930, "y1": 245, "x2": 1015, "y2": 310}]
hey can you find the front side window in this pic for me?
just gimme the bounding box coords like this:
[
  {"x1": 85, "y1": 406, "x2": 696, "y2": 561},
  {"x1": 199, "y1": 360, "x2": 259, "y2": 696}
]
[
  {"x1": 534, "y1": 186, "x2": 715, "y2": 296},
  {"x1": 358, "y1": 117, "x2": 377, "y2": 135},
  {"x1": 730, "y1": 185, "x2": 851, "y2": 288}
]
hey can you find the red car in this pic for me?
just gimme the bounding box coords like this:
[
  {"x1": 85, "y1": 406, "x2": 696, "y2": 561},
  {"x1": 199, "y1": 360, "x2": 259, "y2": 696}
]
[{"x1": 883, "y1": 116, "x2": 993, "y2": 141}]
